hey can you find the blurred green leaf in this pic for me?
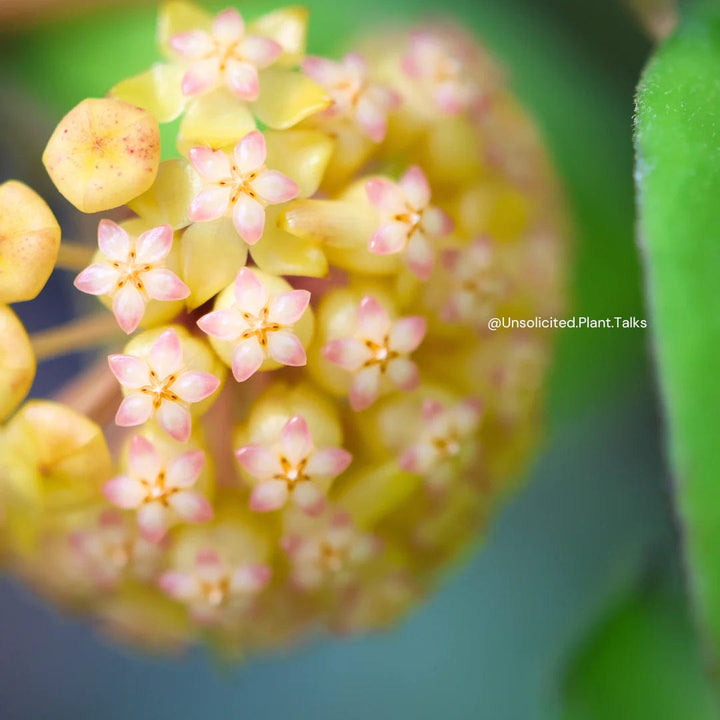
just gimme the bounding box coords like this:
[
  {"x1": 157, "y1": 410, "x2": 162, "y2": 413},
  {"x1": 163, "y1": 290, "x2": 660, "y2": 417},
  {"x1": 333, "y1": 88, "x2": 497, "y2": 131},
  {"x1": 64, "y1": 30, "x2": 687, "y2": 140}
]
[
  {"x1": 561, "y1": 585, "x2": 718, "y2": 720},
  {"x1": 635, "y1": 0, "x2": 720, "y2": 669}
]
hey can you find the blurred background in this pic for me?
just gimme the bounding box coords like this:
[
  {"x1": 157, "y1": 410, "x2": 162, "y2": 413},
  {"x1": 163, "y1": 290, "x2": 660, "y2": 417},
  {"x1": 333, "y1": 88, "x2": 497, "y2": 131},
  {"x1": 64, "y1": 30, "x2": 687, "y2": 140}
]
[{"x1": 1, "y1": 0, "x2": 715, "y2": 718}]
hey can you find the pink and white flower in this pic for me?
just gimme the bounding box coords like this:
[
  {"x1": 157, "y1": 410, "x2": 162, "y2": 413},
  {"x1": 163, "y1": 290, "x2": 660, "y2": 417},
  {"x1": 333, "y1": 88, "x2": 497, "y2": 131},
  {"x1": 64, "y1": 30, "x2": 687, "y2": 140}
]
[
  {"x1": 281, "y1": 510, "x2": 377, "y2": 590},
  {"x1": 170, "y1": 8, "x2": 282, "y2": 99},
  {"x1": 323, "y1": 295, "x2": 426, "y2": 411},
  {"x1": 159, "y1": 547, "x2": 271, "y2": 624},
  {"x1": 197, "y1": 267, "x2": 310, "y2": 382},
  {"x1": 103, "y1": 435, "x2": 213, "y2": 543},
  {"x1": 188, "y1": 130, "x2": 300, "y2": 245},
  {"x1": 302, "y1": 53, "x2": 400, "y2": 142},
  {"x1": 366, "y1": 166, "x2": 453, "y2": 280},
  {"x1": 441, "y1": 237, "x2": 504, "y2": 324},
  {"x1": 399, "y1": 398, "x2": 482, "y2": 476},
  {"x1": 74, "y1": 220, "x2": 189, "y2": 334},
  {"x1": 236, "y1": 414, "x2": 352, "y2": 515},
  {"x1": 108, "y1": 329, "x2": 220, "y2": 442},
  {"x1": 401, "y1": 31, "x2": 481, "y2": 115}
]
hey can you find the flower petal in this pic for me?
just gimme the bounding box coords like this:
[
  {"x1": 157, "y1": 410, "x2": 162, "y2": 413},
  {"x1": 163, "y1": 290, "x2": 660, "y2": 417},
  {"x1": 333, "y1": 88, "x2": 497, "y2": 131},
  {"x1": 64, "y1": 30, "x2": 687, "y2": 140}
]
[
  {"x1": 149, "y1": 329, "x2": 183, "y2": 378},
  {"x1": 172, "y1": 371, "x2": 220, "y2": 403},
  {"x1": 225, "y1": 59, "x2": 260, "y2": 101},
  {"x1": 197, "y1": 308, "x2": 246, "y2": 341},
  {"x1": 137, "y1": 503, "x2": 170, "y2": 543},
  {"x1": 389, "y1": 316, "x2": 427, "y2": 353},
  {"x1": 112, "y1": 283, "x2": 146, "y2": 334},
  {"x1": 189, "y1": 145, "x2": 232, "y2": 181},
  {"x1": 181, "y1": 57, "x2": 220, "y2": 96},
  {"x1": 231, "y1": 563, "x2": 272, "y2": 593},
  {"x1": 249, "y1": 479, "x2": 289, "y2": 512},
  {"x1": 357, "y1": 296, "x2": 392, "y2": 341},
  {"x1": 250, "y1": 169, "x2": 299, "y2": 204},
  {"x1": 281, "y1": 415, "x2": 313, "y2": 465},
  {"x1": 400, "y1": 166, "x2": 431, "y2": 209},
  {"x1": 74, "y1": 263, "x2": 119, "y2": 296},
  {"x1": 387, "y1": 357, "x2": 420, "y2": 391},
  {"x1": 241, "y1": 35, "x2": 283, "y2": 68},
  {"x1": 103, "y1": 475, "x2": 146, "y2": 509},
  {"x1": 405, "y1": 232, "x2": 435, "y2": 281},
  {"x1": 157, "y1": 399, "x2": 192, "y2": 442},
  {"x1": 213, "y1": 8, "x2": 244, "y2": 45},
  {"x1": 158, "y1": 571, "x2": 197, "y2": 600},
  {"x1": 170, "y1": 30, "x2": 213, "y2": 59},
  {"x1": 166, "y1": 449, "x2": 205, "y2": 488},
  {"x1": 365, "y1": 178, "x2": 405, "y2": 214},
  {"x1": 142, "y1": 268, "x2": 190, "y2": 302},
  {"x1": 293, "y1": 481, "x2": 325, "y2": 515},
  {"x1": 188, "y1": 185, "x2": 232, "y2": 222},
  {"x1": 128, "y1": 434, "x2": 162, "y2": 479},
  {"x1": 97, "y1": 219, "x2": 130, "y2": 262},
  {"x1": 234, "y1": 130, "x2": 266, "y2": 174},
  {"x1": 322, "y1": 338, "x2": 367, "y2": 371},
  {"x1": 306, "y1": 447, "x2": 352, "y2": 478},
  {"x1": 232, "y1": 193, "x2": 266, "y2": 244},
  {"x1": 108, "y1": 354, "x2": 150, "y2": 387},
  {"x1": 169, "y1": 490, "x2": 213, "y2": 522},
  {"x1": 234, "y1": 267, "x2": 268, "y2": 314},
  {"x1": 368, "y1": 222, "x2": 409, "y2": 255},
  {"x1": 268, "y1": 289, "x2": 310, "y2": 325},
  {"x1": 423, "y1": 206, "x2": 454, "y2": 238},
  {"x1": 267, "y1": 330, "x2": 306, "y2": 367},
  {"x1": 135, "y1": 224, "x2": 174, "y2": 264},
  {"x1": 350, "y1": 365, "x2": 381, "y2": 411},
  {"x1": 302, "y1": 56, "x2": 342, "y2": 86},
  {"x1": 115, "y1": 393, "x2": 154, "y2": 427},
  {"x1": 355, "y1": 94, "x2": 388, "y2": 142},
  {"x1": 231, "y1": 336, "x2": 264, "y2": 382},
  {"x1": 236, "y1": 444, "x2": 283, "y2": 479}
]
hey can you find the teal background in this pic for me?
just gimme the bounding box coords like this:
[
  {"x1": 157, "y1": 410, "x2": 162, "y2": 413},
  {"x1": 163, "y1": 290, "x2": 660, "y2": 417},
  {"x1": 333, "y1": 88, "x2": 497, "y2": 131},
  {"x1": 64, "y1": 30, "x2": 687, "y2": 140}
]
[{"x1": 1, "y1": 0, "x2": 711, "y2": 717}]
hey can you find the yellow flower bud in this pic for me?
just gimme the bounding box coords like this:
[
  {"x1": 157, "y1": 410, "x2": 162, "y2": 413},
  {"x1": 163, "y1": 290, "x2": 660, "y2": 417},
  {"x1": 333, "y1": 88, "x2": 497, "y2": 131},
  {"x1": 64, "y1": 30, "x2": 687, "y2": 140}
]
[
  {"x1": 0, "y1": 180, "x2": 61, "y2": 303},
  {"x1": 43, "y1": 98, "x2": 161, "y2": 213},
  {"x1": 0, "y1": 305, "x2": 35, "y2": 422}
]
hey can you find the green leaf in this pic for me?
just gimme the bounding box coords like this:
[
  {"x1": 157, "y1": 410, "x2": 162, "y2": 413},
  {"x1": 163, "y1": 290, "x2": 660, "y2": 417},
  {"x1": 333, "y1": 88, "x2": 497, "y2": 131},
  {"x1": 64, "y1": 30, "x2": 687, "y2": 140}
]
[
  {"x1": 561, "y1": 585, "x2": 719, "y2": 720},
  {"x1": 635, "y1": 0, "x2": 720, "y2": 669}
]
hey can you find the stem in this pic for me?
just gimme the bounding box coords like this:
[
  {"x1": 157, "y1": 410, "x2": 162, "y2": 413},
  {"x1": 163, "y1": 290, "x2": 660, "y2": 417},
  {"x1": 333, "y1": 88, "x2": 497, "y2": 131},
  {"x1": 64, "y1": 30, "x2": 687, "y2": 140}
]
[
  {"x1": 54, "y1": 359, "x2": 121, "y2": 426},
  {"x1": 56, "y1": 242, "x2": 95, "y2": 272},
  {"x1": 31, "y1": 312, "x2": 123, "y2": 362}
]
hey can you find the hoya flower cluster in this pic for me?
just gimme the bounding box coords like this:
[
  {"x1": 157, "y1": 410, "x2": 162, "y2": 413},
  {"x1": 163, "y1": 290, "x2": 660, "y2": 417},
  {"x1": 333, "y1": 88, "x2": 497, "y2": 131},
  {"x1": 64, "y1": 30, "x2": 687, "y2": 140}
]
[{"x1": 0, "y1": 2, "x2": 566, "y2": 655}]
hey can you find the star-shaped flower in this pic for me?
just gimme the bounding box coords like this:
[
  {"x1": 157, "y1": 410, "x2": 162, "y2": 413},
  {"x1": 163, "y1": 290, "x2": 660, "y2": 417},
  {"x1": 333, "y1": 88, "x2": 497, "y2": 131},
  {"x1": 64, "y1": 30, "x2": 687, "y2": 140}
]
[
  {"x1": 108, "y1": 329, "x2": 220, "y2": 442},
  {"x1": 159, "y1": 547, "x2": 271, "y2": 625},
  {"x1": 236, "y1": 414, "x2": 352, "y2": 515},
  {"x1": 281, "y1": 509, "x2": 377, "y2": 590},
  {"x1": 366, "y1": 166, "x2": 453, "y2": 280},
  {"x1": 74, "y1": 220, "x2": 189, "y2": 334},
  {"x1": 401, "y1": 31, "x2": 481, "y2": 115},
  {"x1": 103, "y1": 435, "x2": 213, "y2": 543},
  {"x1": 302, "y1": 53, "x2": 400, "y2": 142},
  {"x1": 399, "y1": 398, "x2": 482, "y2": 476},
  {"x1": 170, "y1": 8, "x2": 282, "y2": 99},
  {"x1": 197, "y1": 267, "x2": 310, "y2": 382},
  {"x1": 188, "y1": 130, "x2": 300, "y2": 244},
  {"x1": 323, "y1": 295, "x2": 426, "y2": 411}
]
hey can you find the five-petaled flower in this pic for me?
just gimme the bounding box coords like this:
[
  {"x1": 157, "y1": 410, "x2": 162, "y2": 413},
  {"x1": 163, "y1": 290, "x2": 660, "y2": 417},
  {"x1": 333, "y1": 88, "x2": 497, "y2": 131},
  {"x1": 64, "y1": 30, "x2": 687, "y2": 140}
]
[
  {"x1": 281, "y1": 510, "x2": 377, "y2": 590},
  {"x1": 198, "y1": 267, "x2": 310, "y2": 382},
  {"x1": 323, "y1": 295, "x2": 426, "y2": 411},
  {"x1": 401, "y1": 31, "x2": 481, "y2": 115},
  {"x1": 109, "y1": 329, "x2": 220, "y2": 442},
  {"x1": 74, "y1": 220, "x2": 189, "y2": 334},
  {"x1": 399, "y1": 398, "x2": 482, "y2": 476},
  {"x1": 170, "y1": 7, "x2": 282, "y2": 99},
  {"x1": 188, "y1": 130, "x2": 300, "y2": 245},
  {"x1": 366, "y1": 166, "x2": 453, "y2": 280},
  {"x1": 103, "y1": 435, "x2": 213, "y2": 543},
  {"x1": 302, "y1": 53, "x2": 399, "y2": 142},
  {"x1": 236, "y1": 415, "x2": 352, "y2": 515},
  {"x1": 159, "y1": 547, "x2": 271, "y2": 624}
]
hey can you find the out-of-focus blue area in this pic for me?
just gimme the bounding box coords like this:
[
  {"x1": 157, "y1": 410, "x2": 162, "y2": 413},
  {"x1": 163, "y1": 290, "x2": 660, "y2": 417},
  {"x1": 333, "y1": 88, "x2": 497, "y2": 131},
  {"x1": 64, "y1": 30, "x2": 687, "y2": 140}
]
[{"x1": 0, "y1": 394, "x2": 669, "y2": 720}]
